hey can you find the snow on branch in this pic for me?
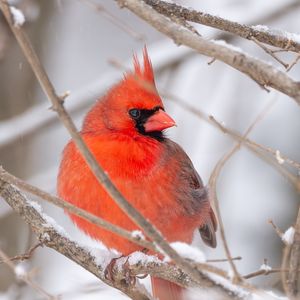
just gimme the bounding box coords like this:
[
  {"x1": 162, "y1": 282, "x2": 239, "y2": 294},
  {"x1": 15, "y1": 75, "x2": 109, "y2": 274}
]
[
  {"x1": 0, "y1": 177, "x2": 249, "y2": 299},
  {"x1": 118, "y1": 0, "x2": 300, "y2": 105},
  {"x1": 143, "y1": 0, "x2": 300, "y2": 53},
  {"x1": 9, "y1": 6, "x2": 25, "y2": 27}
]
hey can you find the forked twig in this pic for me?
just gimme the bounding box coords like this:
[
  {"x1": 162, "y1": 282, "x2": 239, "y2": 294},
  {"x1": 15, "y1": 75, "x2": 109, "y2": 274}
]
[{"x1": 208, "y1": 98, "x2": 277, "y2": 283}]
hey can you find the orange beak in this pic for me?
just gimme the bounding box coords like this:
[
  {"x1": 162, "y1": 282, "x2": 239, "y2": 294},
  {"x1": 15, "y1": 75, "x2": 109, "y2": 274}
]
[{"x1": 144, "y1": 109, "x2": 176, "y2": 132}]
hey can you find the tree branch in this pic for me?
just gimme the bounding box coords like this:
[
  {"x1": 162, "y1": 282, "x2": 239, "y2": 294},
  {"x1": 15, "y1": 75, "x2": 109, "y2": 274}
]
[
  {"x1": 117, "y1": 0, "x2": 300, "y2": 105},
  {"x1": 0, "y1": 178, "x2": 246, "y2": 299},
  {"x1": 287, "y1": 206, "x2": 300, "y2": 298},
  {"x1": 144, "y1": 0, "x2": 300, "y2": 53}
]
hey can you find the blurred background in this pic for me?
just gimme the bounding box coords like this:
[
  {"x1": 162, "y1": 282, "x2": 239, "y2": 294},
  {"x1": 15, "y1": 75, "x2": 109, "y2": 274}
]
[{"x1": 0, "y1": 0, "x2": 299, "y2": 299}]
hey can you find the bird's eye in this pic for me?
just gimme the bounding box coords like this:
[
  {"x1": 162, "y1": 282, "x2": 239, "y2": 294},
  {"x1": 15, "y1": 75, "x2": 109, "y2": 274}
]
[{"x1": 129, "y1": 109, "x2": 141, "y2": 119}]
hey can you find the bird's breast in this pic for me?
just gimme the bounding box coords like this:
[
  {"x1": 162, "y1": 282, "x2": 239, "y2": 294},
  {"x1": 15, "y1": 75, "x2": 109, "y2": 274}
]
[{"x1": 57, "y1": 133, "x2": 204, "y2": 254}]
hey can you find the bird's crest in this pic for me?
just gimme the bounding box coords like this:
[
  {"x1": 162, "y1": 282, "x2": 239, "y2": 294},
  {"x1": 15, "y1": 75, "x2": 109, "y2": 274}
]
[{"x1": 131, "y1": 47, "x2": 154, "y2": 83}]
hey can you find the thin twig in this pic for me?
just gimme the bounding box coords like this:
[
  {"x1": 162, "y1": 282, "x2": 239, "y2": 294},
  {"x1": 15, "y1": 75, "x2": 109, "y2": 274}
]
[
  {"x1": 287, "y1": 206, "x2": 300, "y2": 298},
  {"x1": 243, "y1": 268, "x2": 300, "y2": 280},
  {"x1": 0, "y1": 248, "x2": 57, "y2": 300},
  {"x1": 208, "y1": 98, "x2": 277, "y2": 283},
  {"x1": 207, "y1": 256, "x2": 242, "y2": 263},
  {"x1": 251, "y1": 37, "x2": 289, "y2": 69},
  {"x1": 162, "y1": 91, "x2": 300, "y2": 190},
  {"x1": 287, "y1": 54, "x2": 300, "y2": 72},
  {"x1": 281, "y1": 244, "x2": 292, "y2": 298},
  {"x1": 268, "y1": 219, "x2": 284, "y2": 240},
  {"x1": 209, "y1": 115, "x2": 300, "y2": 192},
  {"x1": 79, "y1": 0, "x2": 145, "y2": 41},
  {"x1": 0, "y1": 242, "x2": 42, "y2": 265},
  {"x1": 143, "y1": 0, "x2": 300, "y2": 53}
]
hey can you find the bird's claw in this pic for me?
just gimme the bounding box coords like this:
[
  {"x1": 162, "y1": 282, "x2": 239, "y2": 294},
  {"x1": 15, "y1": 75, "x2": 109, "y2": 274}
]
[
  {"x1": 104, "y1": 256, "x2": 120, "y2": 282},
  {"x1": 104, "y1": 255, "x2": 137, "y2": 286}
]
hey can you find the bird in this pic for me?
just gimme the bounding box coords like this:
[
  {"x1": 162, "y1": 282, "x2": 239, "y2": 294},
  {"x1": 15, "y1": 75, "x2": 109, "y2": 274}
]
[{"x1": 57, "y1": 48, "x2": 217, "y2": 300}]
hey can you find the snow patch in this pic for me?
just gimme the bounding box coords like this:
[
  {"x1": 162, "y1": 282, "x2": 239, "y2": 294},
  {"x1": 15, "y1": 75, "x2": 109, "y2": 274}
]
[
  {"x1": 42, "y1": 214, "x2": 69, "y2": 238},
  {"x1": 252, "y1": 25, "x2": 300, "y2": 44},
  {"x1": 26, "y1": 199, "x2": 69, "y2": 238},
  {"x1": 260, "y1": 263, "x2": 272, "y2": 272},
  {"x1": 88, "y1": 247, "x2": 119, "y2": 272},
  {"x1": 164, "y1": 242, "x2": 206, "y2": 263},
  {"x1": 127, "y1": 251, "x2": 161, "y2": 266},
  {"x1": 14, "y1": 262, "x2": 28, "y2": 279},
  {"x1": 205, "y1": 272, "x2": 249, "y2": 298},
  {"x1": 282, "y1": 227, "x2": 295, "y2": 245},
  {"x1": 10, "y1": 6, "x2": 25, "y2": 27},
  {"x1": 275, "y1": 150, "x2": 284, "y2": 165},
  {"x1": 227, "y1": 268, "x2": 234, "y2": 280},
  {"x1": 251, "y1": 290, "x2": 288, "y2": 300},
  {"x1": 131, "y1": 230, "x2": 145, "y2": 240},
  {"x1": 252, "y1": 25, "x2": 269, "y2": 32},
  {"x1": 41, "y1": 232, "x2": 50, "y2": 241}
]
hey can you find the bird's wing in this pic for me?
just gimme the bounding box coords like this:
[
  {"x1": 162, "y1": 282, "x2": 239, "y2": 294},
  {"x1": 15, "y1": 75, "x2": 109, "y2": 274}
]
[{"x1": 164, "y1": 139, "x2": 217, "y2": 248}]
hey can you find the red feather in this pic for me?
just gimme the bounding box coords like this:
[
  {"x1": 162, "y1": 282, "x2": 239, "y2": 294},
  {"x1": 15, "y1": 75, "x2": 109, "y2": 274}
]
[{"x1": 57, "y1": 47, "x2": 217, "y2": 299}]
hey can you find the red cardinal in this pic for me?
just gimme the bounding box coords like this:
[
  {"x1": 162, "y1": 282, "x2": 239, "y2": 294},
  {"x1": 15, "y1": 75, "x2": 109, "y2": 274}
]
[{"x1": 57, "y1": 48, "x2": 217, "y2": 300}]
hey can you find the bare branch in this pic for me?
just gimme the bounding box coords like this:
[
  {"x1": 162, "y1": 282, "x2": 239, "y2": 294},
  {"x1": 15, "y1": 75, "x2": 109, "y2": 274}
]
[
  {"x1": 251, "y1": 37, "x2": 289, "y2": 69},
  {"x1": 287, "y1": 207, "x2": 300, "y2": 298},
  {"x1": 117, "y1": 0, "x2": 300, "y2": 105},
  {"x1": 208, "y1": 98, "x2": 276, "y2": 283},
  {"x1": 268, "y1": 219, "x2": 284, "y2": 240},
  {"x1": 0, "y1": 247, "x2": 57, "y2": 300},
  {"x1": 143, "y1": 0, "x2": 300, "y2": 53},
  {"x1": 0, "y1": 242, "x2": 42, "y2": 265},
  {"x1": 243, "y1": 267, "x2": 300, "y2": 280},
  {"x1": 287, "y1": 55, "x2": 300, "y2": 72},
  {"x1": 207, "y1": 256, "x2": 242, "y2": 263},
  {"x1": 79, "y1": 0, "x2": 145, "y2": 41}
]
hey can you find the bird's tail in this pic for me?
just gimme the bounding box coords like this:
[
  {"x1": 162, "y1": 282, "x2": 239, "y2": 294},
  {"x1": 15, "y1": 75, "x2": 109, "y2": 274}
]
[{"x1": 151, "y1": 276, "x2": 184, "y2": 300}]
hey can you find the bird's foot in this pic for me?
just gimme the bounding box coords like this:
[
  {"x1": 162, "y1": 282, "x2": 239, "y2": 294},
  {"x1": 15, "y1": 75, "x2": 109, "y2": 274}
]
[{"x1": 104, "y1": 255, "x2": 136, "y2": 286}]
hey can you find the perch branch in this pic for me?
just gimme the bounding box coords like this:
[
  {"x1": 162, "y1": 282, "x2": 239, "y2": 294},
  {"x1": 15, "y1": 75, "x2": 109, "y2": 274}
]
[
  {"x1": 0, "y1": 178, "x2": 246, "y2": 300},
  {"x1": 143, "y1": 0, "x2": 300, "y2": 54}
]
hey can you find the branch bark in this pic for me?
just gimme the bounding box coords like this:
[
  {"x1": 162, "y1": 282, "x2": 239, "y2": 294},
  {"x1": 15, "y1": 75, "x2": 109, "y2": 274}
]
[
  {"x1": 117, "y1": 0, "x2": 300, "y2": 105},
  {"x1": 144, "y1": 0, "x2": 300, "y2": 53},
  {"x1": 287, "y1": 207, "x2": 300, "y2": 298}
]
